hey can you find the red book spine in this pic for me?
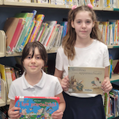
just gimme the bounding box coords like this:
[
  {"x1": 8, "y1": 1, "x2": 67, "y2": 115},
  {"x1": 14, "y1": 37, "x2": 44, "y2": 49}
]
[{"x1": 9, "y1": 19, "x2": 24, "y2": 52}]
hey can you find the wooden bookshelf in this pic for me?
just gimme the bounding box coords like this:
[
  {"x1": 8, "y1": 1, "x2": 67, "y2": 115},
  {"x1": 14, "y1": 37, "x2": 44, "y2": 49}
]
[
  {"x1": 93, "y1": 7, "x2": 102, "y2": 10},
  {"x1": 3, "y1": 45, "x2": 119, "y2": 57},
  {"x1": 5, "y1": 47, "x2": 58, "y2": 57},
  {"x1": 108, "y1": 45, "x2": 119, "y2": 49},
  {"x1": 110, "y1": 74, "x2": 119, "y2": 81},
  {"x1": 47, "y1": 47, "x2": 58, "y2": 54},
  {"x1": 1, "y1": 0, "x2": 116, "y2": 11},
  {"x1": 107, "y1": 116, "x2": 119, "y2": 119},
  {"x1": 6, "y1": 52, "x2": 22, "y2": 57},
  {"x1": 103, "y1": 8, "x2": 113, "y2": 11},
  {"x1": 0, "y1": 0, "x2": 3, "y2": 4},
  {"x1": 3, "y1": 1, "x2": 72, "y2": 9},
  {"x1": 7, "y1": 98, "x2": 10, "y2": 105}
]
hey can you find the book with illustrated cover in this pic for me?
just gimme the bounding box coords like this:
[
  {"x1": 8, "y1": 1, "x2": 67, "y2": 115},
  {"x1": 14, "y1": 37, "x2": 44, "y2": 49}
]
[
  {"x1": 68, "y1": 67, "x2": 105, "y2": 94},
  {"x1": 15, "y1": 96, "x2": 60, "y2": 119}
]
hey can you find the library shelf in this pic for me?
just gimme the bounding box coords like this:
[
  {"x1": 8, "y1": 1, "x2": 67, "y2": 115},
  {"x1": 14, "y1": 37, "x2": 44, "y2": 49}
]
[
  {"x1": 47, "y1": 47, "x2": 58, "y2": 54},
  {"x1": 113, "y1": 8, "x2": 119, "y2": 11},
  {"x1": 3, "y1": 1, "x2": 72, "y2": 9},
  {"x1": 107, "y1": 116, "x2": 119, "y2": 119},
  {"x1": 5, "y1": 47, "x2": 58, "y2": 57},
  {"x1": 1, "y1": 0, "x2": 114, "y2": 11},
  {"x1": 7, "y1": 99, "x2": 10, "y2": 105},
  {"x1": 0, "y1": 0, "x2": 3, "y2": 4},
  {"x1": 110, "y1": 74, "x2": 119, "y2": 81},
  {"x1": 103, "y1": 7, "x2": 113, "y2": 11},
  {"x1": 6, "y1": 52, "x2": 22, "y2": 57},
  {"x1": 108, "y1": 45, "x2": 119, "y2": 49}
]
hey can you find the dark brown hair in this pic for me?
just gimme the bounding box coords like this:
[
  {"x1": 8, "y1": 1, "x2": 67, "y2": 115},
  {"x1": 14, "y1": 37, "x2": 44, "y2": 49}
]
[
  {"x1": 62, "y1": 5, "x2": 102, "y2": 60},
  {"x1": 21, "y1": 41, "x2": 48, "y2": 68}
]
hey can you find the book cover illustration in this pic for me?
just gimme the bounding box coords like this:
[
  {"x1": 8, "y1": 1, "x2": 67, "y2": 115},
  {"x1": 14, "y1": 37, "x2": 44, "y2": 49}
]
[
  {"x1": 68, "y1": 67, "x2": 105, "y2": 94},
  {"x1": 15, "y1": 96, "x2": 60, "y2": 119}
]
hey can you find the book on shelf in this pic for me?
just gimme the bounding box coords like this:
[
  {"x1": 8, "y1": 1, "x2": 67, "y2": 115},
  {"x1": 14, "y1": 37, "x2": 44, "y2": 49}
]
[
  {"x1": 43, "y1": 21, "x2": 57, "y2": 48},
  {"x1": 5, "y1": 67, "x2": 13, "y2": 94},
  {"x1": 19, "y1": 10, "x2": 37, "y2": 51},
  {"x1": 19, "y1": 0, "x2": 31, "y2": 3},
  {"x1": 25, "y1": 19, "x2": 36, "y2": 44},
  {"x1": 15, "y1": 96, "x2": 60, "y2": 119},
  {"x1": 0, "y1": 74, "x2": 1, "y2": 99},
  {"x1": 15, "y1": 12, "x2": 36, "y2": 52},
  {"x1": 46, "y1": 24, "x2": 60, "y2": 50},
  {"x1": 3, "y1": 17, "x2": 21, "y2": 54},
  {"x1": 0, "y1": 64, "x2": 6, "y2": 81},
  {"x1": 39, "y1": 23, "x2": 48, "y2": 42},
  {"x1": 68, "y1": 67, "x2": 105, "y2": 94},
  {"x1": 55, "y1": 25, "x2": 63, "y2": 47},
  {"x1": 29, "y1": 14, "x2": 44, "y2": 42},
  {"x1": 15, "y1": 12, "x2": 30, "y2": 52}
]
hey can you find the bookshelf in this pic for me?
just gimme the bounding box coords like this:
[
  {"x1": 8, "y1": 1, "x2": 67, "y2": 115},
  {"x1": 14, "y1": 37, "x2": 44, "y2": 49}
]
[
  {"x1": 108, "y1": 45, "x2": 119, "y2": 49},
  {"x1": 0, "y1": 30, "x2": 58, "y2": 57},
  {"x1": 0, "y1": 29, "x2": 118, "y2": 57},
  {"x1": 107, "y1": 116, "x2": 119, "y2": 119},
  {"x1": 0, "y1": 2, "x2": 118, "y2": 119},
  {"x1": 0, "y1": 0, "x2": 3, "y2": 4},
  {"x1": 0, "y1": 0, "x2": 117, "y2": 11},
  {"x1": 3, "y1": 1, "x2": 72, "y2": 9},
  {"x1": 110, "y1": 74, "x2": 119, "y2": 81}
]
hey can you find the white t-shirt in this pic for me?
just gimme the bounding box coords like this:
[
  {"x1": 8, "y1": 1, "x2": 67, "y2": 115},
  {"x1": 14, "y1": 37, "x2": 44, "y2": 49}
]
[
  {"x1": 8, "y1": 70, "x2": 63, "y2": 100},
  {"x1": 55, "y1": 39, "x2": 110, "y2": 97}
]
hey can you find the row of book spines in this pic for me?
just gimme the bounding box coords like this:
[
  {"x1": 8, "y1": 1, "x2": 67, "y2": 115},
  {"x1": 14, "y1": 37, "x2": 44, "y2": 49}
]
[
  {"x1": 0, "y1": 64, "x2": 48, "y2": 100},
  {"x1": 4, "y1": 11, "x2": 37, "y2": 54},
  {"x1": 5, "y1": 13, "x2": 119, "y2": 55},
  {"x1": 103, "y1": 0, "x2": 118, "y2": 8},
  {"x1": 0, "y1": 63, "x2": 23, "y2": 99},
  {"x1": 4, "y1": 12, "x2": 44, "y2": 53},
  {"x1": 4, "y1": 0, "x2": 94, "y2": 6},
  {"x1": 4, "y1": 10, "x2": 68, "y2": 54},
  {"x1": 104, "y1": 89, "x2": 119, "y2": 118},
  {"x1": 0, "y1": 64, "x2": 22, "y2": 82},
  {"x1": 5, "y1": 0, "x2": 119, "y2": 9},
  {"x1": 109, "y1": 54, "x2": 119, "y2": 79},
  {"x1": 15, "y1": 10, "x2": 38, "y2": 52},
  {"x1": 99, "y1": 20, "x2": 119, "y2": 46}
]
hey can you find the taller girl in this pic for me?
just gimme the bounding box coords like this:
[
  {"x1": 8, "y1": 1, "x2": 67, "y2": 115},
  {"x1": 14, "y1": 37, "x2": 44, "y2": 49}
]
[{"x1": 54, "y1": 5, "x2": 112, "y2": 119}]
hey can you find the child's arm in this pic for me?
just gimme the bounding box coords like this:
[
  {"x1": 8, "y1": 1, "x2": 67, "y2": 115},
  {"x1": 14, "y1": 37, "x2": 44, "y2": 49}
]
[
  {"x1": 102, "y1": 66, "x2": 112, "y2": 92},
  {"x1": 52, "y1": 93, "x2": 65, "y2": 119},
  {"x1": 8, "y1": 99, "x2": 21, "y2": 119},
  {"x1": 54, "y1": 68, "x2": 69, "y2": 91}
]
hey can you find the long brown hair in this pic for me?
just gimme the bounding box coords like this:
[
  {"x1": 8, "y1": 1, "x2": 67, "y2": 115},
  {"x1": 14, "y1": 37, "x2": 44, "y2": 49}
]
[{"x1": 62, "y1": 5, "x2": 102, "y2": 60}]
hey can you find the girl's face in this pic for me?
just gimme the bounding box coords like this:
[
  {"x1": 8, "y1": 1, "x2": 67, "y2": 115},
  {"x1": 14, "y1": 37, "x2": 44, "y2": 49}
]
[
  {"x1": 23, "y1": 47, "x2": 44, "y2": 75},
  {"x1": 71, "y1": 11, "x2": 94, "y2": 40}
]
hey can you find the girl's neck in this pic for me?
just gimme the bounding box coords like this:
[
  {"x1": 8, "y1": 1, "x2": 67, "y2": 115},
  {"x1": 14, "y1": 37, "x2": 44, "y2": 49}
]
[
  {"x1": 25, "y1": 71, "x2": 42, "y2": 86},
  {"x1": 75, "y1": 37, "x2": 93, "y2": 48}
]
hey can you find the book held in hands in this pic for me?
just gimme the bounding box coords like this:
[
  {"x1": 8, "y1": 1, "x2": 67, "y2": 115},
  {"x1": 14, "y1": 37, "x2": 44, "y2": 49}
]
[
  {"x1": 68, "y1": 67, "x2": 105, "y2": 94},
  {"x1": 15, "y1": 96, "x2": 60, "y2": 119}
]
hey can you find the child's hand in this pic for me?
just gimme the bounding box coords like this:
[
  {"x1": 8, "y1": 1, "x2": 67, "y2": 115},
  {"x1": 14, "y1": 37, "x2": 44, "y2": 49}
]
[
  {"x1": 101, "y1": 77, "x2": 112, "y2": 93},
  {"x1": 8, "y1": 106, "x2": 21, "y2": 119},
  {"x1": 52, "y1": 109, "x2": 63, "y2": 119},
  {"x1": 61, "y1": 76, "x2": 69, "y2": 91}
]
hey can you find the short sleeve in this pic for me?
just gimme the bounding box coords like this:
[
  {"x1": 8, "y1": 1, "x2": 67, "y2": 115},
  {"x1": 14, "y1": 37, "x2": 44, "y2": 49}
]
[
  {"x1": 55, "y1": 78, "x2": 63, "y2": 95},
  {"x1": 55, "y1": 46, "x2": 64, "y2": 71},
  {"x1": 103, "y1": 46, "x2": 110, "y2": 67},
  {"x1": 8, "y1": 82, "x2": 16, "y2": 100}
]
